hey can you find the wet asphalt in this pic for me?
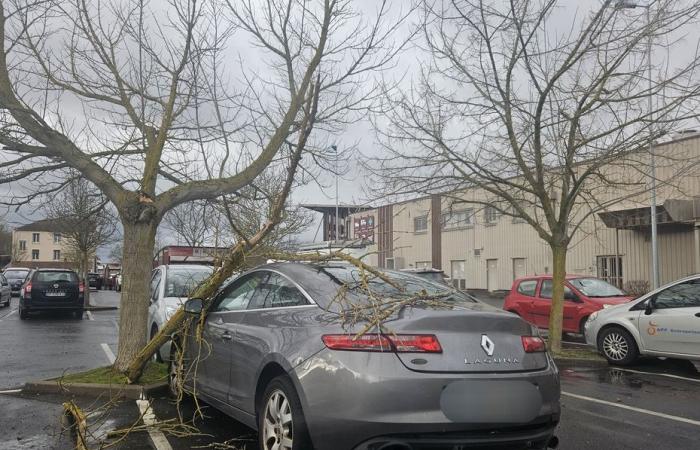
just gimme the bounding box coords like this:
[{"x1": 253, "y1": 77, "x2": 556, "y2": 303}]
[{"x1": 0, "y1": 290, "x2": 699, "y2": 449}]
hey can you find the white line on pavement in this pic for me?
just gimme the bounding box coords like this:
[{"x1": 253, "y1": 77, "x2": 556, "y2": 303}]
[
  {"x1": 0, "y1": 308, "x2": 17, "y2": 320},
  {"x1": 562, "y1": 391, "x2": 700, "y2": 427},
  {"x1": 136, "y1": 396, "x2": 173, "y2": 450},
  {"x1": 86, "y1": 311, "x2": 94, "y2": 320},
  {"x1": 609, "y1": 368, "x2": 700, "y2": 384},
  {"x1": 100, "y1": 343, "x2": 116, "y2": 364}
]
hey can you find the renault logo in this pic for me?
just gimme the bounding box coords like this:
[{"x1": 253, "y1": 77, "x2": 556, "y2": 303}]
[{"x1": 481, "y1": 334, "x2": 495, "y2": 356}]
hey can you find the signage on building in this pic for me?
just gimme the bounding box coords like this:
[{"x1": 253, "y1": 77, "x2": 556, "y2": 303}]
[{"x1": 354, "y1": 215, "x2": 375, "y2": 241}]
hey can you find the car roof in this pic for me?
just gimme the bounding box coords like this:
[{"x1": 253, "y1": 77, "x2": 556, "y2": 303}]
[
  {"x1": 157, "y1": 264, "x2": 214, "y2": 270},
  {"x1": 515, "y1": 274, "x2": 593, "y2": 281},
  {"x1": 3, "y1": 267, "x2": 31, "y2": 271},
  {"x1": 34, "y1": 268, "x2": 76, "y2": 272}
]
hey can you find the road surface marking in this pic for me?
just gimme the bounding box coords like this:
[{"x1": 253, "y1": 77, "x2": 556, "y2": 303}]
[
  {"x1": 86, "y1": 311, "x2": 94, "y2": 320},
  {"x1": 610, "y1": 367, "x2": 700, "y2": 383},
  {"x1": 136, "y1": 396, "x2": 173, "y2": 450},
  {"x1": 562, "y1": 391, "x2": 700, "y2": 427},
  {"x1": 0, "y1": 308, "x2": 17, "y2": 320},
  {"x1": 0, "y1": 389, "x2": 22, "y2": 394},
  {"x1": 100, "y1": 343, "x2": 116, "y2": 364}
]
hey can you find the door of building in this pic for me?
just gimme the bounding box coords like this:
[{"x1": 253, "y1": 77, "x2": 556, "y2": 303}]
[
  {"x1": 487, "y1": 259, "x2": 498, "y2": 291},
  {"x1": 512, "y1": 258, "x2": 526, "y2": 280}
]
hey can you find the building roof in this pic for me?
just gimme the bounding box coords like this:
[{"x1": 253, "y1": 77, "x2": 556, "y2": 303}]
[
  {"x1": 299, "y1": 204, "x2": 374, "y2": 214},
  {"x1": 15, "y1": 218, "x2": 67, "y2": 232}
]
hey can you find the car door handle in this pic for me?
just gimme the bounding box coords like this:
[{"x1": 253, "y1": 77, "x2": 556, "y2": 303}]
[{"x1": 221, "y1": 332, "x2": 233, "y2": 340}]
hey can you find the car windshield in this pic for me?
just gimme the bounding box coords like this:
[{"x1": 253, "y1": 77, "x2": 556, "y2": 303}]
[
  {"x1": 164, "y1": 267, "x2": 213, "y2": 297},
  {"x1": 320, "y1": 266, "x2": 475, "y2": 306},
  {"x1": 570, "y1": 278, "x2": 625, "y2": 297},
  {"x1": 35, "y1": 271, "x2": 78, "y2": 283},
  {"x1": 3, "y1": 270, "x2": 29, "y2": 280}
]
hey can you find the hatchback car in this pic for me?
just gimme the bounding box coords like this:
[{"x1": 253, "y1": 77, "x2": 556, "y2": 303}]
[
  {"x1": 147, "y1": 264, "x2": 214, "y2": 361},
  {"x1": 87, "y1": 272, "x2": 103, "y2": 290},
  {"x1": 171, "y1": 262, "x2": 561, "y2": 450},
  {"x1": 0, "y1": 273, "x2": 11, "y2": 307},
  {"x1": 585, "y1": 274, "x2": 700, "y2": 366},
  {"x1": 19, "y1": 269, "x2": 85, "y2": 319},
  {"x1": 504, "y1": 275, "x2": 632, "y2": 334},
  {"x1": 2, "y1": 267, "x2": 31, "y2": 296}
]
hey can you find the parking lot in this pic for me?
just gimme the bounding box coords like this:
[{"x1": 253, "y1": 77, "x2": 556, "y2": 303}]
[{"x1": 0, "y1": 290, "x2": 699, "y2": 450}]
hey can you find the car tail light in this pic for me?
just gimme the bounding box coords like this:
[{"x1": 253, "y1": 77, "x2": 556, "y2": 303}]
[
  {"x1": 522, "y1": 336, "x2": 546, "y2": 353},
  {"x1": 387, "y1": 334, "x2": 442, "y2": 353},
  {"x1": 79, "y1": 282, "x2": 85, "y2": 293},
  {"x1": 322, "y1": 334, "x2": 392, "y2": 352},
  {"x1": 322, "y1": 334, "x2": 442, "y2": 353},
  {"x1": 23, "y1": 282, "x2": 32, "y2": 298}
]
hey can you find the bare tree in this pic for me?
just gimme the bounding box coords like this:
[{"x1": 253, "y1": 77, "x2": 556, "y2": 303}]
[
  {"x1": 0, "y1": 0, "x2": 411, "y2": 369},
  {"x1": 164, "y1": 201, "x2": 217, "y2": 247},
  {"x1": 0, "y1": 215, "x2": 11, "y2": 266},
  {"x1": 45, "y1": 175, "x2": 115, "y2": 306},
  {"x1": 372, "y1": 0, "x2": 700, "y2": 352}
]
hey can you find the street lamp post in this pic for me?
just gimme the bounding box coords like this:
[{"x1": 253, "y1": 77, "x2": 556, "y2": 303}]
[{"x1": 616, "y1": 1, "x2": 659, "y2": 289}]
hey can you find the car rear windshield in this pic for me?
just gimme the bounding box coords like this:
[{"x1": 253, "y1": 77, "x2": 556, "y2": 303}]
[
  {"x1": 35, "y1": 271, "x2": 78, "y2": 283},
  {"x1": 165, "y1": 267, "x2": 213, "y2": 297},
  {"x1": 570, "y1": 278, "x2": 625, "y2": 297},
  {"x1": 4, "y1": 270, "x2": 29, "y2": 280},
  {"x1": 320, "y1": 266, "x2": 475, "y2": 306}
]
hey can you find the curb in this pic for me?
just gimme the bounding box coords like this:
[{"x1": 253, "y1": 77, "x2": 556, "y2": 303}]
[{"x1": 22, "y1": 380, "x2": 168, "y2": 399}]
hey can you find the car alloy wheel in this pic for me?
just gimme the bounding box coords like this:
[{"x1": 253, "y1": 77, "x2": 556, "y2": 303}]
[
  {"x1": 168, "y1": 350, "x2": 182, "y2": 398},
  {"x1": 262, "y1": 390, "x2": 294, "y2": 450},
  {"x1": 602, "y1": 331, "x2": 629, "y2": 361}
]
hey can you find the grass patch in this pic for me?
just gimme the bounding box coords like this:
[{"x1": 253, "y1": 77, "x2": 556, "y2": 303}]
[
  {"x1": 57, "y1": 362, "x2": 168, "y2": 385},
  {"x1": 553, "y1": 347, "x2": 605, "y2": 361}
]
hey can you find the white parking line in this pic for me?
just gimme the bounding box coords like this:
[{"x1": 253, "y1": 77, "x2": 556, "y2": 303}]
[
  {"x1": 136, "y1": 396, "x2": 173, "y2": 450},
  {"x1": 562, "y1": 391, "x2": 700, "y2": 427},
  {"x1": 610, "y1": 368, "x2": 700, "y2": 384},
  {"x1": 0, "y1": 389, "x2": 22, "y2": 394},
  {"x1": 0, "y1": 308, "x2": 17, "y2": 320},
  {"x1": 100, "y1": 343, "x2": 116, "y2": 364}
]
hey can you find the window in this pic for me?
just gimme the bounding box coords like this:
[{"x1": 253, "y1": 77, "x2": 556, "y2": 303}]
[
  {"x1": 32, "y1": 233, "x2": 40, "y2": 243},
  {"x1": 31, "y1": 249, "x2": 40, "y2": 260},
  {"x1": 654, "y1": 280, "x2": 700, "y2": 309},
  {"x1": 597, "y1": 255, "x2": 623, "y2": 288},
  {"x1": 539, "y1": 280, "x2": 573, "y2": 300},
  {"x1": 441, "y1": 209, "x2": 473, "y2": 229},
  {"x1": 214, "y1": 273, "x2": 265, "y2": 312},
  {"x1": 35, "y1": 271, "x2": 78, "y2": 283},
  {"x1": 53, "y1": 233, "x2": 61, "y2": 243},
  {"x1": 164, "y1": 267, "x2": 214, "y2": 298},
  {"x1": 53, "y1": 250, "x2": 61, "y2": 261},
  {"x1": 414, "y1": 215, "x2": 428, "y2": 233},
  {"x1": 248, "y1": 273, "x2": 308, "y2": 309},
  {"x1": 450, "y1": 260, "x2": 466, "y2": 290},
  {"x1": 517, "y1": 280, "x2": 537, "y2": 296},
  {"x1": 19, "y1": 240, "x2": 27, "y2": 251},
  {"x1": 484, "y1": 206, "x2": 500, "y2": 224},
  {"x1": 150, "y1": 270, "x2": 162, "y2": 301}
]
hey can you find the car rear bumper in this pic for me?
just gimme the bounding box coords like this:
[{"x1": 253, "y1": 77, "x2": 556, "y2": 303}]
[
  {"x1": 294, "y1": 350, "x2": 560, "y2": 450},
  {"x1": 21, "y1": 298, "x2": 84, "y2": 311}
]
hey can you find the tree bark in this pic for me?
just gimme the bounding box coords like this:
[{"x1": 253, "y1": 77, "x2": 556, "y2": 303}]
[
  {"x1": 547, "y1": 244, "x2": 567, "y2": 354},
  {"x1": 82, "y1": 252, "x2": 90, "y2": 307},
  {"x1": 112, "y1": 221, "x2": 157, "y2": 371}
]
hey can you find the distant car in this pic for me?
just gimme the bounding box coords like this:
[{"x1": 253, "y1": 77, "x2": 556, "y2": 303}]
[
  {"x1": 19, "y1": 269, "x2": 85, "y2": 319},
  {"x1": 171, "y1": 262, "x2": 560, "y2": 450},
  {"x1": 0, "y1": 273, "x2": 10, "y2": 307},
  {"x1": 400, "y1": 267, "x2": 449, "y2": 284},
  {"x1": 147, "y1": 264, "x2": 214, "y2": 361},
  {"x1": 2, "y1": 267, "x2": 31, "y2": 296},
  {"x1": 585, "y1": 274, "x2": 700, "y2": 366},
  {"x1": 504, "y1": 275, "x2": 633, "y2": 334},
  {"x1": 87, "y1": 272, "x2": 103, "y2": 290}
]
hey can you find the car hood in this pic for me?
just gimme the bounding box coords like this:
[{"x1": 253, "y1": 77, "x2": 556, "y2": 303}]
[{"x1": 586, "y1": 296, "x2": 633, "y2": 305}]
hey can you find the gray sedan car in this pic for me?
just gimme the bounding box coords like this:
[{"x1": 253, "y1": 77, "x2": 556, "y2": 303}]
[{"x1": 172, "y1": 262, "x2": 560, "y2": 450}]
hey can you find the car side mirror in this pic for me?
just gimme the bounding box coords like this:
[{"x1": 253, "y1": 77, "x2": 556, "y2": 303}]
[
  {"x1": 644, "y1": 299, "x2": 655, "y2": 315},
  {"x1": 184, "y1": 298, "x2": 204, "y2": 314}
]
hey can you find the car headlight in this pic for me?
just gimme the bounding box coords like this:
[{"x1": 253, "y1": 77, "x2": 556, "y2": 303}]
[{"x1": 588, "y1": 311, "x2": 599, "y2": 322}]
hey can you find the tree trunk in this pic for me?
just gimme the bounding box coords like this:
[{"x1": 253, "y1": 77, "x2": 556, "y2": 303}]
[
  {"x1": 112, "y1": 221, "x2": 157, "y2": 371},
  {"x1": 547, "y1": 244, "x2": 568, "y2": 354},
  {"x1": 82, "y1": 252, "x2": 90, "y2": 307}
]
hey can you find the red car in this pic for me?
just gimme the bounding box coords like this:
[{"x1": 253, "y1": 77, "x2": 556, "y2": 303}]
[{"x1": 503, "y1": 275, "x2": 633, "y2": 334}]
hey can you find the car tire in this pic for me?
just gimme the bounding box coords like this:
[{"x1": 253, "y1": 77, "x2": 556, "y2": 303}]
[
  {"x1": 258, "y1": 375, "x2": 311, "y2": 450},
  {"x1": 167, "y1": 341, "x2": 187, "y2": 399},
  {"x1": 74, "y1": 309, "x2": 84, "y2": 320},
  {"x1": 151, "y1": 325, "x2": 163, "y2": 363},
  {"x1": 3, "y1": 298, "x2": 9, "y2": 308},
  {"x1": 19, "y1": 306, "x2": 28, "y2": 320},
  {"x1": 598, "y1": 326, "x2": 638, "y2": 366}
]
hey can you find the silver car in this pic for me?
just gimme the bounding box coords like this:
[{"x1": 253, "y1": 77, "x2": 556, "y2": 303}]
[
  {"x1": 147, "y1": 264, "x2": 214, "y2": 361},
  {"x1": 172, "y1": 262, "x2": 561, "y2": 450},
  {"x1": 585, "y1": 274, "x2": 700, "y2": 365}
]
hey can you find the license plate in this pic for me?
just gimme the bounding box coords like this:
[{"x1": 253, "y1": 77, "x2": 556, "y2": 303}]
[{"x1": 45, "y1": 291, "x2": 66, "y2": 297}]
